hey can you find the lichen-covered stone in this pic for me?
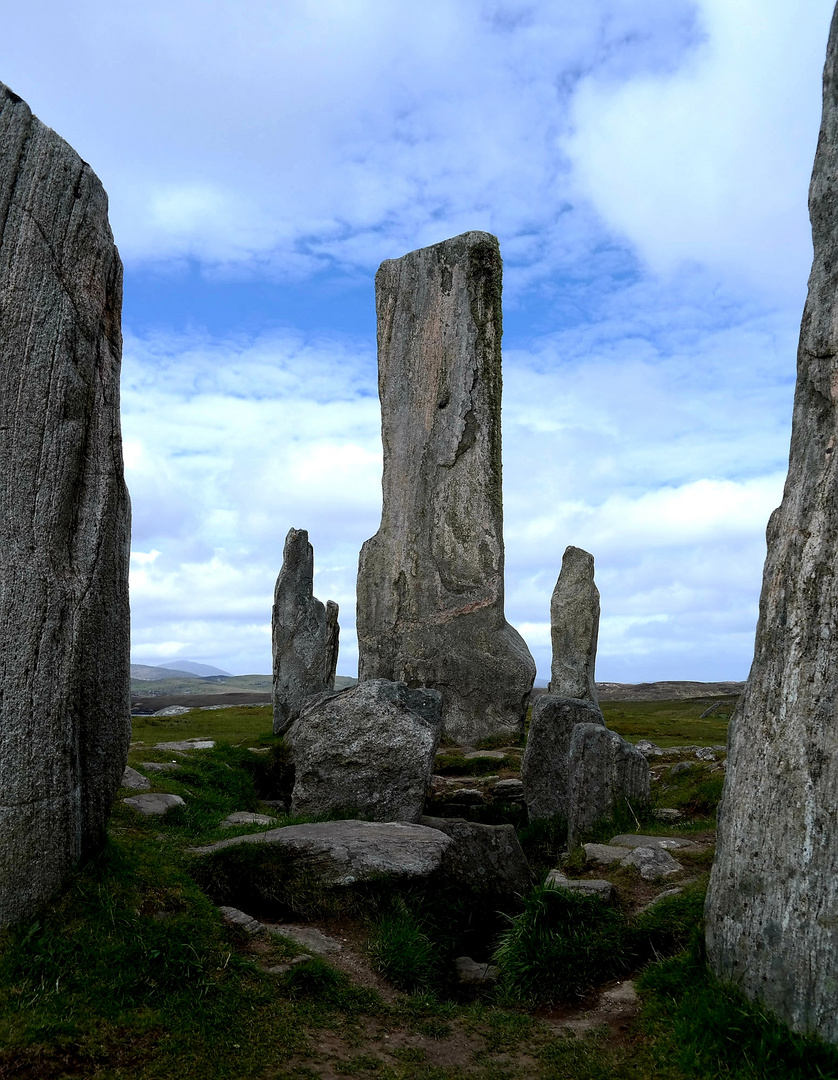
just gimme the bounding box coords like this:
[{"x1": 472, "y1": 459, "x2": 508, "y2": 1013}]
[
  {"x1": 521, "y1": 695, "x2": 605, "y2": 821},
  {"x1": 356, "y1": 232, "x2": 535, "y2": 743},
  {"x1": 566, "y1": 724, "x2": 650, "y2": 848},
  {"x1": 272, "y1": 528, "x2": 338, "y2": 735},
  {"x1": 550, "y1": 546, "x2": 600, "y2": 703},
  {"x1": 705, "y1": 7, "x2": 838, "y2": 1043},
  {"x1": 0, "y1": 82, "x2": 131, "y2": 928},
  {"x1": 287, "y1": 679, "x2": 442, "y2": 822}
]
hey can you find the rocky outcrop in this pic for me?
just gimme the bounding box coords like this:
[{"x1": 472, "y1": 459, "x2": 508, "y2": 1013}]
[
  {"x1": 566, "y1": 724, "x2": 650, "y2": 847},
  {"x1": 705, "y1": 7, "x2": 838, "y2": 1044},
  {"x1": 272, "y1": 528, "x2": 338, "y2": 735},
  {"x1": 287, "y1": 679, "x2": 442, "y2": 822},
  {"x1": 550, "y1": 546, "x2": 600, "y2": 703},
  {"x1": 0, "y1": 83, "x2": 131, "y2": 928},
  {"x1": 356, "y1": 232, "x2": 536, "y2": 744},
  {"x1": 521, "y1": 696, "x2": 605, "y2": 821}
]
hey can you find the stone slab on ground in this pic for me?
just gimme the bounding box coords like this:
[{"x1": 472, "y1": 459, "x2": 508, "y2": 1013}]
[
  {"x1": 123, "y1": 793, "x2": 185, "y2": 816},
  {"x1": 265, "y1": 924, "x2": 343, "y2": 954},
  {"x1": 546, "y1": 871, "x2": 615, "y2": 903},
  {"x1": 190, "y1": 819, "x2": 453, "y2": 887},
  {"x1": 609, "y1": 834, "x2": 696, "y2": 851},
  {"x1": 620, "y1": 846, "x2": 682, "y2": 881},
  {"x1": 221, "y1": 812, "x2": 276, "y2": 829},
  {"x1": 491, "y1": 778, "x2": 524, "y2": 800},
  {"x1": 583, "y1": 843, "x2": 627, "y2": 866},
  {"x1": 218, "y1": 905, "x2": 264, "y2": 936},
  {"x1": 121, "y1": 766, "x2": 150, "y2": 791},
  {"x1": 140, "y1": 762, "x2": 182, "y2": 773},
  {"x1": 455, "y1": 956, "x2": 499, "y2": 987},
  {"x1": 155, "y1": 739, "x2": 215, "y2": 751},
  {"x1": 419, "y1": 816, "x2": 534, "y2": 899}
]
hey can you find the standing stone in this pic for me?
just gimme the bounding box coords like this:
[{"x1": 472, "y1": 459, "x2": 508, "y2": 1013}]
[
  {"x1": 0, "y1": 84, "x2": 131, "y2": 927},
  {"x1": 566, "y1": 725, "x2": 650, "y2": 848},
  {"x1": 271, "y1": 528, "x2": 339, "y2": 735},
  {"x1": 550, "y1": 546, "x2": 600, "y2": 703},
  {"x1": 706, "y1": 7, "x2": 838, "y2": 1043},
  {"x1": 287, "y1": 679, "x2": 443, "y2": 823},
  {"x1": 521, "y1": 696, "x2": 605, "y2": 821},
  {"x1": 356, "y1": 232, "x2": 536, "y2": 743}
]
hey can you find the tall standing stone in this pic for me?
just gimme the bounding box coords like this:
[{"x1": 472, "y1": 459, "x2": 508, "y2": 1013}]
[
  {"x1": 550, "y1": 546, "x2": 600, "y2": 703},
  {"x1": 0, "y1": 84, "x2": 131, "y2": 927},
  {"x1": 356, "y1": 232, "x2": 536, "y2": 743},
  {"x1": 272, "y1": 528, "x2": 338, "y2": 735},
  {"x1": 706, "y1": 7, "x2": 838, "y2": 1043}
]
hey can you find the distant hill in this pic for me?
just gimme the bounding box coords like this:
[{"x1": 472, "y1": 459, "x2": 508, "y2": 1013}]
[
  {"x1": 130, "y1": 664, "x2": 202, "y2": 682},
  {"x1": 158, "y1": 660, "x2": 231, "y2": 677},
  {"x1": 130, "y1": 671, "x2": 358, "y2": 705}
]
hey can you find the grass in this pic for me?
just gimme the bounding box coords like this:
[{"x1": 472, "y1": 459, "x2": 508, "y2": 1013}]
[
  {"x1": 601, "y1": 698, "x2": 733, "y2": 747},
  {"x1": 130, "y1": 704, "x2": 275, "y2": 747}
]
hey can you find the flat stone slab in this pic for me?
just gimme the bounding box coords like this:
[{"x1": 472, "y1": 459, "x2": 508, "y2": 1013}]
[
  {"x1": 455, "y1": 955, "x2": 499, "y2": 986},
  {"x1": 218, "y1": 905, "x2": 264, "y2": 936},
  {"x1": 447, "y1": 789, "x2": 485, "y2": 804},
  {"x1": 123, "y1": 793, "x2": 185, "y2": 816},
  {"x1": 140, "y1": 761, "x2": 182, "y2": 773},
  {"x1": 190, "y1": 820, "x2": 453, "y2": 886},
  {"x1": 491, "y1": 778, "x2": 524, "y2": 800},
  {"x1": 220, "y1": 812, "x2": 275, "y2": 829},
  {"x1": 621, "y1": 846, "x2": 683, "y2": 881},
  {"x1": 121, "y1": 766, "x2": 150, "y2": 791},
  {"x1": 609, "y1": 834, "x2": 695, "y2": 851},
  {"x1": 583, "y1": 843, "x2": 627, "y2": 866},
  {"x1": 155, "y1": 739, "x2": 215, "y2": 752},
  {"x1": 463, "y1": 750, "x2": 506, "y2": 760},
  {"x1": 546, "y1": 870, "x2": 615, "y2": 902},
  {"x1": 265, "y1": 925, "x2": 342, "y2": 954}
]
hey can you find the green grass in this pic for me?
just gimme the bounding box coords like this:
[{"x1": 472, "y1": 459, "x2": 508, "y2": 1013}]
[
  {"x1": 433, "y1": 753, "x2": 513, "y2": 776},
  {"x1": 367, "y1": 901, "x2": 440, "y2": 993},
  {"x1": 130, "y1": 704, "x2": 275, "y2": 748},
  {"x1": 601, "y1": 698, "x2": 733, "y2": 747}
]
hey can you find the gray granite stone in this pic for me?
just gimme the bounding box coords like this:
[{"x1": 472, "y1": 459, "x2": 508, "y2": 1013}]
[{"x1": 549, "y1": 546, "x2": 600, "y2": 703}]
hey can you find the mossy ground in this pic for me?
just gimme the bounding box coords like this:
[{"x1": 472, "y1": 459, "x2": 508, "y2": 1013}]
[{"x1": 2, "y1": 699, "x2": 836, "y2": 1079}]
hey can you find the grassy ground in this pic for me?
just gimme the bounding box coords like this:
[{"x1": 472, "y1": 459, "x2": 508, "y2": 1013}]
[
  {"x1": 2, "y1": 699, "x2": 837, "y2": 1079},
  {"x1": 601, "y1": 697, "x2": 735, "y2": 747}
]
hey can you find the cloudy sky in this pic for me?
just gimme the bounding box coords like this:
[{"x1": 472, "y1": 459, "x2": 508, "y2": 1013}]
[{"x1": 3, "y1": 0, "x2": 834, "y2": 681}]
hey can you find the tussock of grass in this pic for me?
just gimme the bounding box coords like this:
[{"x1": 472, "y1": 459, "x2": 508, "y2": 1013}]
[{"x1": 367, "y1": 901, "x2": 440, "y2": 993}]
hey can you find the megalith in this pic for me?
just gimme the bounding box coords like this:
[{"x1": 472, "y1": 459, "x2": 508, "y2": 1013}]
[
  {"x1": 705, "y1": 6, "x2": 838, "y2": 1043},
  {"x1": 550, "y1": 546, "x2": 600, "y2": 703},
  {"x1": 0, "y1": 84, "x2": 131, "y2": 927},
  {"x1": 356, "y1": 232, "x2": 536, "y2": 743},
  {"x1": 521, "y1": 696, "x2": 605, "y2": 821},
  {"x1": 566, "y1": 724, "x2": 649, "y2": 848},
  {"x1": 271, "y1": 528, "x2": 339, "y2": 735}
]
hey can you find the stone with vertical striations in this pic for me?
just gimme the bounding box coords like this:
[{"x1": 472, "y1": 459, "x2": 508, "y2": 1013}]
[
  {"x1": 272, "y1": 528, "x2": 339, "y2": 735},
  {"x1": 550, "y1": 546, "x2": 600, "y2": 703},
  {"x1": 521, "y1": 695, "x2": 605, "y2": 821},
  {"x1": 356, "y1": 232, "x2": 535, "y2": 743},
  {"x1": 566, "y1": 724, "x2": 650, "y2": 848},
  {"x1": 705, "y1": 6, "x2": 838, "y2": 1044},
  {"x1": 0, "y1": 83, "x2": 131, "y2": 928}
]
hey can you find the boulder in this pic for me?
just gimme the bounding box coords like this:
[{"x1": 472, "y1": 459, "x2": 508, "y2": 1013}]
[
  {"x1": 545, "y1": 871, "x2": 615, "y2": 903},
  {"x1": 549, "y1": 546, "x2": 600, "y2": 703},
  {"x1": 521, "y1": 695, "x2": 605, "y2": 821},
  {"x1": 566, "y1": 724, "x2": 650, "y2": 847},
  {"x1": 191, "y1": 820, "x2": 453, "y2": 886},
  {"x1": 355, "y1": 231, "x2": 536, "y2": 744},
  {"x1": 419, "y1": 816, "x2": 534, "y2": 899},
  {"x1": 121, "y1": 766, "x2": 150, "y2": 791},
  {"x1": 271, "y1": 528, "x2": 338, "y2": 735},
  {"x1": 287, "y1": 679, "x2": 442, "y2": 823},
  {"x1": 705, "y1": 8, "x2": 838, "y2": 1042},
  {"x1": 0, "y1": 83, "x2": 131, "y2": 928}
]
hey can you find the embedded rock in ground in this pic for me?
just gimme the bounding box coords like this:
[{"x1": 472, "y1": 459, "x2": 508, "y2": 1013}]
[
  {"x1": 621, "y1": 846, "x2": 682, "y2": 882},
  {"x1": 491, "y1": 778, "x2": 525, "y2": 801},
  {"x1": 155, "y1": 739, "x2": 215, "y2": 752},
  {"x1": 191, "y1": 820, "x2": 453, "y2": 886},
  {"x1": 121, "y1": 766, "x2": 150, "y2": 791},
  {"x1": 272, "y1": 528, "x2": 338, "y2": 736},
  {"x1": 566, "y1": 725, "x2": 650, "y2": 847},
  {"x1": 609, "y1": 834, "x2": 695, "y2": 852},
  {"x1": 287, "y1": 680, "x2": 442, "y2": 822},
  {"x1": 123, "y1": 793, "x2": 185, "y2": 816},
  {"x1": 0, "y1": 83, "x2": 131, "y2": 929},
  {"x1": 583, "y1": 843, "x2": 626, "y2": 866},
  {"x1": 549, "y1": 546, "x2": 600, "y2": 703},
  {"x1": 521, "y1": 696, "x2": 605, "y2": 821},
  {"x1": 705, "y1": 9, "x2": 838, "y2": 1043},
  {"x1": 455, "y1": 956, "x2": 499, "y2": 987},
  {"x1": 356, "y1": 232, "x2": 536, "y2": 744},
  {"x1": 265, "y1": 924, "x2": 342, "y2": 955},
  {"x1": 545, "y1": 871, "x2": 615, "y2": 903},
  {"x1": 221, "y1": 812, "x2": 275, "y2": 829},
  {"x1": 419, "y1": 816, "x2": 534, "y2": 899}
]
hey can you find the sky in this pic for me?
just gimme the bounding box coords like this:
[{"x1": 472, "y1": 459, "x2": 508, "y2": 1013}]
[{"x1": 2, "y1": 0, "x2": 834, "y2": 682}]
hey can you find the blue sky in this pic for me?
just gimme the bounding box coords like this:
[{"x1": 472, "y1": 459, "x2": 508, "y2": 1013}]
[{"x1": 2, "y1": 0, "x2": 834, "y2": 680}]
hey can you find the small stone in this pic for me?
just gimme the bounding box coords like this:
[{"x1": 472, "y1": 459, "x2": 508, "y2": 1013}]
[
  {"x1": 447, "y1": 789, "x2": 485, "y2": 804},
  {"x1": 220, "y1": 812, "x2": 275, "y2": 829},
  {"x1": 155, "y1": 739, "x2": 215, "y2": 751},
  {"x1": 694, "y1": 747, "x2": 717, "y2": 761},
  {"x1": 620, "y1": 846, "x2": 682, "y2": 881},
  {"x1": 265, "y1": 925, "x2": 342, "y2": 954},
  {"x1": 121, "y1": 766, "x2": 150, "y2": 791},
  {"x1": 491, "y1": 778, "x2": 525, "y2": 800},
  {"x1": 123, "y1": 793, "x2": 185, "y2": 816},
  {"x1": 546, "y1": 870, "x2": 615, "y2": 903},
  {"x1": 669, "y1": 762, "x2": 693, "y2": 776},
  {"x1": 264, "y1": 955, "x2": 313, "y2": 975},
  {"x1": 463, "y1": 750, "x2": 506, "y2": 760},
  {"x1": 218, "y1": 905, "x2": 264, "y2": 936},
  {"x1": 609, "y1": 834, "x2": 695, "y2": 851},
  {"x1": 635, "y1": 740, "x2": 665, "y2": 758},
  {"x1": 140, "y1": 761, "x2": 182, "y2": 773},
  {"x1": 652, "y1": 808, "x2": 683, "y2": 822},
  {"x1": 582, "y1": 843, "x2": 626, "y2": 866},
  {"x1": 455, "y1": 956, "x2": 499, "y2": 986}
]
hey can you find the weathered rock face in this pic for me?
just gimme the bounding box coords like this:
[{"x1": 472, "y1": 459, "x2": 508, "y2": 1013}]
[
  {"x1": 272, "y1": 528, "x2": 338, "y2": 735},
  {"x1": 287, "y1": 679, "x2": 442, "y2": 823},
  {"x1": 521, "y1": 695, "x2": 605, "y2": 821},
  {"x1": 419, "y1": 816, "x2": 534, "y2": 900},
  {"x1": 566, "y1": 724, "x2": 650, "y2": 848},
  {"x1": 550, "y1": 546, "x2": 600, "y2": 703},
  {"x1": 705, "y1": 8, "x2": 838, "y2": 1044},
  {"x1": 356, "y1": 232, "x2": 536, "y2": 744},
  {"x1": 0, "y1": 84, "x2": 131, "y2": 929}
]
